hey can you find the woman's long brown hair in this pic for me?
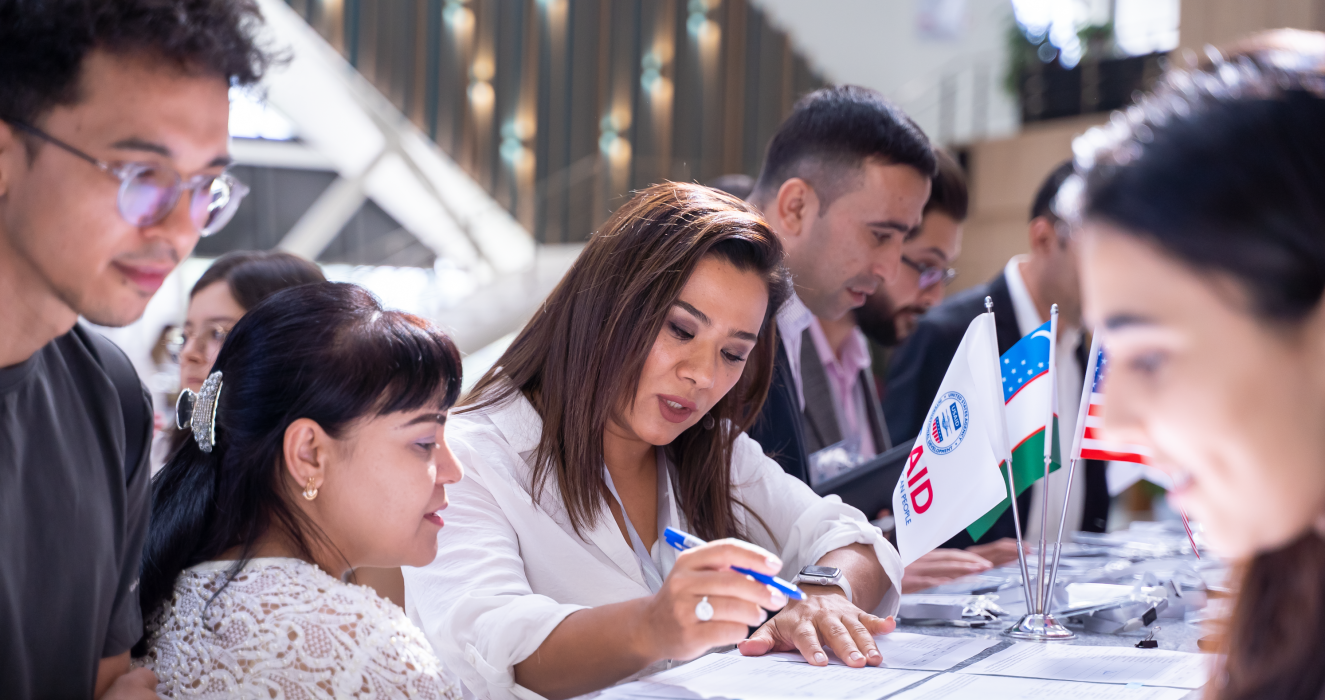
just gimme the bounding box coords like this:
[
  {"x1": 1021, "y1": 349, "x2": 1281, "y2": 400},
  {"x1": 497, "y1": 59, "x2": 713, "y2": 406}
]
[
  {"x1": 1210, "y1": 532, "x2": 1325, "y2": 699},
  {"x1": 463, "y1": 182, "x2": 791, "y2": 541}
]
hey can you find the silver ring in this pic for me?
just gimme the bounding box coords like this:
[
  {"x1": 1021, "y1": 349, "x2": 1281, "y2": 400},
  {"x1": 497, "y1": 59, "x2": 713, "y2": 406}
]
[{"x1": 695, "y1": 596, "x2": 714, "y2": 622}]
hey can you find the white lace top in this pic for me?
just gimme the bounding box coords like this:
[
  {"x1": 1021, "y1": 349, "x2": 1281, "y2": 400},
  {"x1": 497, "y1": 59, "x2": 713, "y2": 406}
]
[{"x1": 141, "y1": 557, "x2": 461, "y2": 700}]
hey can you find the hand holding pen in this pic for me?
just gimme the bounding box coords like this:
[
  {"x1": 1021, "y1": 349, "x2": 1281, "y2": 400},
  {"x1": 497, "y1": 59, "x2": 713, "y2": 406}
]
[{"x1": 636, "y1": 530, "x2": 792, "y2": 663}]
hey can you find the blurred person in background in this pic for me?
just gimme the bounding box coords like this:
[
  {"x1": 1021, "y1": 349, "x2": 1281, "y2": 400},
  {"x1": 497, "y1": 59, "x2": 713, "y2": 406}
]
[
  {"x1": 1072, "y1": 39, "x2": 1325, "y2": 700},
  {"x1": 172, "y1": 250, "x2": 325, "y2": 394},
  {"x1": 407, "y1": 183, "x2": 903, "y2": 700},
  {"x1": 747, "y1": 85, "x2": 936, "y2": 485},
  {"x1": 854, "y1": 148, "x2": 967, "y2": 356},
  {"x1": 0, "y1": 1, "x2": 268, "y2": 697},
  {"x1": 138, "y1": 283, "x2": 463, "y2": 698},
  {"x1": 883, "y1": 161, "x2": 1111, "y2": 553},
  {"x1": 155, "y1": 250, "x2": 324, "y2": 472}
]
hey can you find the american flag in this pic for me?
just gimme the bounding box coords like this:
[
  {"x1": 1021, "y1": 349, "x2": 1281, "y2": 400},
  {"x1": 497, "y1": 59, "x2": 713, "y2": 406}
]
[
  {"x1": 1071, "y1": 335, "x2": 1200, "y2": 558},
  {"x1": 1075, "y1": 347, "x2": 1151, "y2": 464}
]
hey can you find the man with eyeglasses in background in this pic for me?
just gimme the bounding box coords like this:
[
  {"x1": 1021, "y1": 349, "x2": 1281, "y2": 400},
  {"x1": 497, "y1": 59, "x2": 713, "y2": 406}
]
[
  {"x1": 851, "y1": 150, "x2": 1033, "y2": 592},
  {"x1": 0, "y1": 2, "x2": 269, "y2": 697},
  {"x1": 853, "y1": 149, "x2": 966, "y2": 363},
  {"x1": 882, "y1": 161, "x2": 1112, "y2": 581}
]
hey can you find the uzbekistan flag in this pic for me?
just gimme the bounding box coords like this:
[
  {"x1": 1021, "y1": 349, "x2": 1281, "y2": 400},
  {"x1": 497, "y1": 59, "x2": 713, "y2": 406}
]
[{"x1": 965, "y1": 320, "x2": 1061, "y2": 540}]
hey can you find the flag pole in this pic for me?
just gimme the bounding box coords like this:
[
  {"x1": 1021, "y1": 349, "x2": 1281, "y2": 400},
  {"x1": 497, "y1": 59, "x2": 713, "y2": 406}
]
[
  {"x1": 1006, "y1": 306, "x2": 1073, "y2": 640},
  {"x1": 987, "y1": 296, "x2": 1035, "y2": 615},
  {"x1": 1036, "y1": 304, "x2": 1058, "y2": 615},
  {"x1": 1044, "y1": 330, "x2": 1102, "y2": 612},
  {"x1": 1179, "y1": 506, "x2": 1201, "y2": 559}
]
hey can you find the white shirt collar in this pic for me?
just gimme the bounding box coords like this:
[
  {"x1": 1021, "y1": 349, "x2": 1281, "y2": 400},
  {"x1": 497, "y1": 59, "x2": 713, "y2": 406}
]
[
  {"x1": 1003, "y1": 255, "x2": 1045, "y2": 338},
  {"x1": 776, "y1": 291, "x2": 816, "y2": 410},
  {"x1": 481, "y1": 391, "x2": 545, "y2": 456}
]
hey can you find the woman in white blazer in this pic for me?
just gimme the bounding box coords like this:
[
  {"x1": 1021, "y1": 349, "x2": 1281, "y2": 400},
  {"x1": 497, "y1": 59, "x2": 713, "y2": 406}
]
[{"x1": 405, "y1": 182, "x2": 904, "y2": 700}]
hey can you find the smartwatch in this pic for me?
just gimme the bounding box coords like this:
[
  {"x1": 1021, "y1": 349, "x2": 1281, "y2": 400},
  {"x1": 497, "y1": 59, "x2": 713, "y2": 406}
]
[{"x1": 793, "y1": 565, "x2": 852, "y2": 604}]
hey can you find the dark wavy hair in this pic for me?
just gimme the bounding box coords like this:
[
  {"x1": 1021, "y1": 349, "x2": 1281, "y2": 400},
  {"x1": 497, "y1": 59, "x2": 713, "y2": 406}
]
[
  {"x1": 464, "y1": 182, "x2": 791, "y2": 541},
  {"x1": 137, "y1": 282, "x2": 462, "y2": 650},
  {"x1": 1072, "y1": 60, "x2": 1325, "y2": 699},
  {"x1": 0, "y1": 0, "x2": 271, "y2": 127}
]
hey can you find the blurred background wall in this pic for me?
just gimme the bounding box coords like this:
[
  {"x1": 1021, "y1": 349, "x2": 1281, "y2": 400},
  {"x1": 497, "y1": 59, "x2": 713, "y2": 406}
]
[{"x1": 100, "y1": 0, "x2": 1325, "y2": 390}]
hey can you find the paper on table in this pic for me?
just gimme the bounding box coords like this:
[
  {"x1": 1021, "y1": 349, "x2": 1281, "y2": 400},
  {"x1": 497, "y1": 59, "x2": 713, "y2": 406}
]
[
  {"x1": 594, "y1": 652, "x2": 933, "y2": 700},
  {"x1": 889, "y1": 673, "x2": 1193, "y2": 699},
  {"x1": 759, "y1": 632, "x2": 1000, "y2": 671},
  {"x1": 958, "y1": 642, "x2": 1209, "y2": 689}
]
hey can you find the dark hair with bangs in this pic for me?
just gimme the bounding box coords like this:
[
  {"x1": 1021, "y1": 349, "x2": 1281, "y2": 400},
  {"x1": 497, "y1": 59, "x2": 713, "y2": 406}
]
[
  {"x1": 465, "y1": 182, "x2": 790, "y2": 541},
  {"x1": 136, "y1": 282, "x2": 462, "y2": 642}
]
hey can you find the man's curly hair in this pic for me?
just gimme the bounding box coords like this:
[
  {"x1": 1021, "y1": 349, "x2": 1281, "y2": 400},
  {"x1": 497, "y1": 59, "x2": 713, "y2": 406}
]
[{"x1": 0, "y1": 0, "x2": 272, "y2": 125}]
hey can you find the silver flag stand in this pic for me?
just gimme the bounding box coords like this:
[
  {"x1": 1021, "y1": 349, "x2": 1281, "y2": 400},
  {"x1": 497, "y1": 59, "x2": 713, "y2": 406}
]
[{"x1": 999, "y1": 303, "x2": 1075, "y2": 641}]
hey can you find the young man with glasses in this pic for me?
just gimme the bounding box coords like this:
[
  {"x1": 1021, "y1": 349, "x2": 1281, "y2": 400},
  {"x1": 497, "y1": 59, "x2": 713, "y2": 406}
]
[
  {"x1": 0, "y1": 2, "x2": 269, "y2": 697},
  {"x1": 853, "y1": 150, "x2": 1030, "y2": 591},
  {"x1": 854, "y1": 149, "x2": 967, "y2": 353},
  {"x1": 883, "y1": 160, "x2": 1112, "y2": 555}
]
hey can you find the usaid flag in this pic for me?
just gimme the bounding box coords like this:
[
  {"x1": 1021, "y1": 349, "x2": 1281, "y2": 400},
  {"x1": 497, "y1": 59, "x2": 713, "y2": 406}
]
[
  {"x1": 892, "y1": 313, "x2": 1009, "y2": 566},
  {"x1": 965, "y1": 320, "x2": 1062, "y2": 540}
]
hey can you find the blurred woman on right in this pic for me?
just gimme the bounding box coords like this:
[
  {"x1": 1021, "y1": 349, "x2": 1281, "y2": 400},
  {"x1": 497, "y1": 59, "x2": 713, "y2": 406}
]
[{"x1": 1069, "y1": 52, "x2": 1325, "y2": 699}]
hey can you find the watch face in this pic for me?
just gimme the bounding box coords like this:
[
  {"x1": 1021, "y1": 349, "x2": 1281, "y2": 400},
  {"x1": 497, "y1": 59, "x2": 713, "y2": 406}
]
[{"x1": 802, "y1": 565, "x2": 841, "y2": 578}]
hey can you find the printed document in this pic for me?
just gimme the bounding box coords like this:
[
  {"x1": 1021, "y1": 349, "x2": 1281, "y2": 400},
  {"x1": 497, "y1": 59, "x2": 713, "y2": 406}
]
[
  {"x1": 889, "y1": 673, "x2": 1193, "y2": 699},
  {"x1": 760, "y1": 632, "x2": 999, "y2": 671},
  {"x1": 594, "y1": 652, "x2": 933, "y2": 700},
  {"x1": 957, "y1": 642, "x2": 1209, "y2": 689}
]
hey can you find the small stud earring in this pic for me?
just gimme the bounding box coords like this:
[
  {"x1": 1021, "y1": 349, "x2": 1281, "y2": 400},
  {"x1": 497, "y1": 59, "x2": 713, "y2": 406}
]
[
  {"x1": 702, "y1": 413, "x2": 716, "y2": 430},
  {"x1": 302, "y1": 477, "x2": 319, "y2": 501}
]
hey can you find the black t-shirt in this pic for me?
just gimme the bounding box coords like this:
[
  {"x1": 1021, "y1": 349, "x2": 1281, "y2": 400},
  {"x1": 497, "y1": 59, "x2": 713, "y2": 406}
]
[{"x1": 0, "y1": 327, "x2": 151, "y2": 698}]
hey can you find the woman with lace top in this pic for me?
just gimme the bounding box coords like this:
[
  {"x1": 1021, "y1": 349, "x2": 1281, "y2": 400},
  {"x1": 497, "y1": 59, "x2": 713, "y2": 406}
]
[{"x1": 134, "y1": 282, "x2": 464, "y2": 699}]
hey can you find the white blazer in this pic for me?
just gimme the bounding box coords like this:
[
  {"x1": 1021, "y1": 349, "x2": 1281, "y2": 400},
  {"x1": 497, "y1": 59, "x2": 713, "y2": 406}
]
[{"x1": 404, "y1": 393, "x2": 903, "y2": 700}]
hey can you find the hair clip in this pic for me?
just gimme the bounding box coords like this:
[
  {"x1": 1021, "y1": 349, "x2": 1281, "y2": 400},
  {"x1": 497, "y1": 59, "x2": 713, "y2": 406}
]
[{"x1": 176, "y1": 371, "x2": 224, "y2": 453}]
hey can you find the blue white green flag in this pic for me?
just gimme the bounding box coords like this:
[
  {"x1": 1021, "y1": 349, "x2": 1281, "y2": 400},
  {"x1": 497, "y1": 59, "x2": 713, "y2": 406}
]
[{"x1": 965, "y1": 320, "x2": 1061, "y2": 541}]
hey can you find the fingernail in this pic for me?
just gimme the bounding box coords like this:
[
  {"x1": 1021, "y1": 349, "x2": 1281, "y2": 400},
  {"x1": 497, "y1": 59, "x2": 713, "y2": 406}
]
[
  {"x1": 814, "y1": 652, "x2": 827, "y2": 664},
  {"x1": 766, "y1": 556, "x2": 782, "y2": 569},
  {"x1": 769, "y1": 586, "x2": 788, "y2": 606},
  {"x1": 758, "y1": 609, "x2": 768, "y2": 624},
  {"x1": 868, "y1": 649, "x2": 881, "y2": 660},
  {"x1": 886, "y1": 616, "x2": 895, "y2": 623},
  {"x1": 849, "y1": 651, "x2": 864, "y2": 662}
]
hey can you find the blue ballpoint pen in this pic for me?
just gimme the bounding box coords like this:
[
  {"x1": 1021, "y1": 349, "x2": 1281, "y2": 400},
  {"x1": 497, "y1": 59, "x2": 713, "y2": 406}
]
[{"x1": 663, "y1": 526, "x2": 805, "y2": 600}]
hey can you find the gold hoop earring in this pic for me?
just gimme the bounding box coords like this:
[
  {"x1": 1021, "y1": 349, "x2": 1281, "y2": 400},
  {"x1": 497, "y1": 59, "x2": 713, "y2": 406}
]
[{"x1": 302, "y1": 477, "x2": 319, "y2": 501}]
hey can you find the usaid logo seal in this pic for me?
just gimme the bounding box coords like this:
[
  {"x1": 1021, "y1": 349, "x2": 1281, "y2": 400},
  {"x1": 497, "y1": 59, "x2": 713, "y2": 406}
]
[{"x1": 924, "y1": 391, "x2": 970, "y2": 455}]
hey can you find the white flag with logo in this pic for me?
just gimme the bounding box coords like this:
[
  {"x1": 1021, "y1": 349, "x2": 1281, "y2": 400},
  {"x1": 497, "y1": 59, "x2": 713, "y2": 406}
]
[{"x1": 891, "y1": 312, "x2": 1010, "y2": 566}]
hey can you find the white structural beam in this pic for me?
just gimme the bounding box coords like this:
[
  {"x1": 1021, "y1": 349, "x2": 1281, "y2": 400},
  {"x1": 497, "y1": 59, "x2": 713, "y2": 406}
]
[
  {"x1": 229, "y1": 137, "x2": 335, "y2": 170},
  {"x1": 252, "y1": 0, "x2": 535, "y2": 273},
  {"x1": 276, "y1": 173, "x2": 370, "y2": 259}
]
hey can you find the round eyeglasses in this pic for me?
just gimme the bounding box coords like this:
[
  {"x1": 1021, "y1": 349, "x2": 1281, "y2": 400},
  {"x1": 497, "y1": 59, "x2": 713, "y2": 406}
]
[
  {"x1": 166, "y1": 324, "x2": 231, "y2": 364},
  {"x1": 901, "y1": 255, "x2": 957, "y2": 290},
  {"x1": 10, "y1": 121, "x2": 249, "y2": 237}
]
